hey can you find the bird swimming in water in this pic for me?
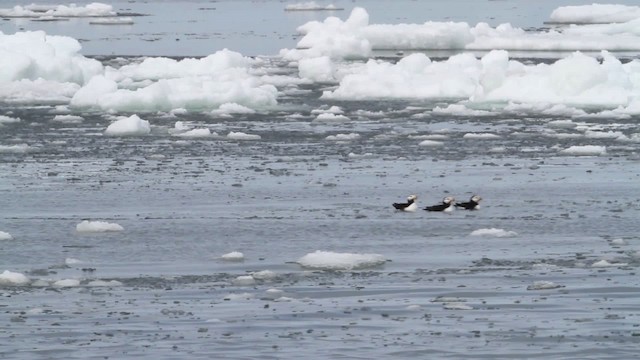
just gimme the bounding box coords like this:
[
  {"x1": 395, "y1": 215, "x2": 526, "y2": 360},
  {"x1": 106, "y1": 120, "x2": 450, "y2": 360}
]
[
  {"x1": 424, "y1": 196, "x2": 455, "y2": 212},
  {"x1": 393, "y1": 194, "x2": 418, "y2": 212},
  {"x1": 455, "y1": 195, "x2": 482, "y2": 210}
]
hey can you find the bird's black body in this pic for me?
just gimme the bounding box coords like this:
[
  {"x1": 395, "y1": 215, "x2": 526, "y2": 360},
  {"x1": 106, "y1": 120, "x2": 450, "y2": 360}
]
[
  {"x1": 393, "y1": 194, "x2": 418, "y2": 212},
  {"x1": 424, "y1": 196, "x2": 455, "y2": 212},
  {"x1": 393, "y1": 198, "x2": 415, "y2": 210},
  {"x1": 455, "y1": 195, "x2": 482, "y2": 210},
  {"x1": 424, "y1": 203, "x2": 449, "y2": 211}
]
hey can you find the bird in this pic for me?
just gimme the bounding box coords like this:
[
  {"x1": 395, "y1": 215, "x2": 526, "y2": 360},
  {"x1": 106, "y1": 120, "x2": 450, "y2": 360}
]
[
  {"x1": 393, "y1": 194, "x2": 418, "y2": 212},
  {"x1": 455, "y1": 195, "x2": 482, "y2": 210},
  {"x1": 424, "y1": 196, "x2": 455, "y2": 212}
]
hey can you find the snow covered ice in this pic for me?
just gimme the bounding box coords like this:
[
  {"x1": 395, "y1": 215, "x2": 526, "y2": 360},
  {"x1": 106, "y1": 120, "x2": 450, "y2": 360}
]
[{"x1": 1, "y1": 1, "x2": 640, "y2": 359}]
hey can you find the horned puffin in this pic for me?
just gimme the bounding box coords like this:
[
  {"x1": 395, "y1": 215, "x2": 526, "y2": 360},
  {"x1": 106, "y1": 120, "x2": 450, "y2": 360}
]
[
  {"x1": 393, "y1": 194, "x2": 418, "y2": 212},
  {"x1": 455, "y1": 195, "x2": 482, "y2": 210},
  {"x1": 424, "y1": 196, "x2": 455, "y2": 212}
]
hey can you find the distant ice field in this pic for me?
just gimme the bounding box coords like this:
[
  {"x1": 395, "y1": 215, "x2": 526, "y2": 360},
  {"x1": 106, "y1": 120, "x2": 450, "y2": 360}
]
[{"x1": 1, "y1": 1, "x2": 640, "y2": 359}]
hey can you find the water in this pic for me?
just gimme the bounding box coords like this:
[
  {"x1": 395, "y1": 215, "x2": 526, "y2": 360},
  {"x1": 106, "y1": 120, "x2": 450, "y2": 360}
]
[{"x1": 2, "y1": 0, "x2": 640, "y2": 359}]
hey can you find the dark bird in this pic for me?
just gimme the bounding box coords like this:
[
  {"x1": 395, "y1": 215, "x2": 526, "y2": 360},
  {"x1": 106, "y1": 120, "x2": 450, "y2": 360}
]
[
  {"x1": 455, "y1": 195, "x2": 482, "y2": 210},
  {"x1": 424, "y1": 196, "x2": 455, "y2": 212},
  {"x1": 393, "y1": 194, "x2": 418, "y2": 212}
]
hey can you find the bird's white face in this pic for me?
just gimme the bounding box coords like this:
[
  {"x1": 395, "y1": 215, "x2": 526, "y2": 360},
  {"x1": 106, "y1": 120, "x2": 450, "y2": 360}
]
[
  {"x1": 471, "y1": 195, "x2": 482, "y2": 203},
  {"x1": 407, "y1": 195, "x2": 417, "y2": 201},
  {"x1": 444, "y1": 196, "x2": 455, "y2": 204}
]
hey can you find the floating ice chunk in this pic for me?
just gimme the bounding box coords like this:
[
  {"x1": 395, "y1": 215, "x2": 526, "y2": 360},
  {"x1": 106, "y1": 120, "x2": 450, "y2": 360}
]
[
  {"x1": 104, "y1": 114, "x2": 151, "y2": 136},
  {"x1": 211, "y1": 103, "x2": 257, "y2": 115},
  {"x1": 311, "y1": 105, "x2": 343, "y2": 115},
  {"x1": 409, "y1": 134, "x2": 449, "y2": 140},
  {"x1": 76, "y1": 220, "x2": 124, "y2": 233},
  {"x1": 285, "y1": 2, "x2": 343, "y2": 11},
  {"x1": 52, "y1": 114, "x2": 84, "y2": 123},
  {"x1": 470, "y1": 228, "x2": 518, "y2": 238},
  {"x1": 313, "y1": 113, "x2": 350, "y2": 122},
  {"x1": 463, "y1": 133, "x2": 501, "y2": 140},
  {"x1": 0, "y1": 270, "x2": 30, "y2": 285},
  {"x1": 227, "y1": 131, "x2": 261, "y2": 140},
  {"x1": 443, "y1": 302, "x2": 473, "y2": 310},
  {"x1": 252, "y1": 270, "x2": 277, "y2": 280},
  {"x1": 89, "y1": 17, "x2": 134, "y2": 25},
  {"x1": 233, "y1": 275, "x2": 256, "y2": 286},
  {"x1": 584, "y1": 130, "x2": 626, "y2": 140},
  {"x1": 264, "y1": 288, "x2": 285, "y2": 299},
  {"x1": 559, "y1": 145, "x2": 606, "y2": 156},
  {"x1": 527, "y1": 281, "x2": 564, "y2": 290},
  {"x1": 325, "y1": 133, "x2": 360, "y2": 141},
  {"x1": 0, "y1": 115, "x2": 20, "y2": 124},
  {"x1": 297, "y1": 250, "x2": 386, "y2": 270},
  {"x1": 433, "y1": 104, "x2": 495, "y2": 116},
  {"x1": 0, "y1": 3, "x2": 116, "y2": 18},
  {"x1": 224, "y1": 293, "x2": 254, "y2": 301},
  {"x1": 0, "y1": 231, "x2": 13, "y2": 240},
  {"x1": 53, "y1": 279, "x2": 80, "y2": 287},
  {"x1": 86, "y1": 280, "x2": 123, "y2": 287},
  {"x1": 175, "y1": 128, "x2": 213, "y2": 138},
  {"x1": 65, "y1": 258, "x2": 83, "y2": 265},
  {"x1": 221, "y1": 251, "x2": 244, "y2": 261},
  {"x1": 610, "y1": 238, "x2": 627, "y2": 246},
  {"x1": 299, "y1": 56, "x2": 335, "y2": 82},
  {"x1": 592, "y1": 259, "x2": 627, "y2": 268},
  {"x1": 406, "y1": 304, "x2": 422, "y2": 311},
  {"x1": 0, "y1": 144, "x2": 33, "y2": 153},
  {"x1": 549, "y1": 4, "x2": 640, "y2": 24},
  {"x1": 418, "y1": 140, "x2": 444, "y2": 147}
]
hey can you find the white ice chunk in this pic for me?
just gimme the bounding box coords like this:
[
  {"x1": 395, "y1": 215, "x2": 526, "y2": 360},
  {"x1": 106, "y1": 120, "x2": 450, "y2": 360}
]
[
  {"x1": 104, "y1": 114, "x2": 151, "y2": 136},
  {"x1": 53, "y1": 279, "x2": 80, "y2": 287},
  {"x1": 0, "y1": 270, "x2": 30, "y2": 285},
  {"x1": 76, "y1": 220, "x2": 124, "y2": 233},
  {"x1": 0, "y1": 231, "x2": 13, "y2": 240},
  {"x1": 558, "y1": 145, "x2": 606, "y2": 156},
  {"x1": 227, "y1": 131, "x2": 261, "y2": 140},
  {"x1": 297, "y1": 250, "x2": 386, "y2": 270},
  {"x1": 469, "y1": 228, "x2": 518, "y2": 238},
  {"x1": 527, "y1": 281, "x2": 564, "y2": 290},
  {"x1": 325, "y1": 133, "x2": 360, "y2": 141},
  {"x1": 221, "y1": 251, "x2": 244, "y2": 261}
]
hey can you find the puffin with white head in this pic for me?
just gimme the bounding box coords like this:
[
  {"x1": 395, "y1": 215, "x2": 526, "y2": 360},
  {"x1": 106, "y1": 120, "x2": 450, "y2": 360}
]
[
  {"x1": 455, "y1": 195, "x2": 482, "y2": 210},
  {"x1": 424, "y1": 196, "x2": 455, "y2": 212},
  {"x1": 393, "y1": 194, "x2": 418, "y2": 212}
]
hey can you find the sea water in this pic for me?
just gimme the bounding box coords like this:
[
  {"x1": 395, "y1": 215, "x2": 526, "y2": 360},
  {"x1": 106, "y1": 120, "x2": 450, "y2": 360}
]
[{"x1": 1, "y1": 0, "x2": 640, "y2": 359}]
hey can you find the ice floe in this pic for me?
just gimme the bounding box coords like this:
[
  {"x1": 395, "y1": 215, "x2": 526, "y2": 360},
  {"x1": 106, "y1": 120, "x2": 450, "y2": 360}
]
[
  {"x1": 174, "y1": 128, "x2": 214, "y2": 138},
  {"x1": 297, "y1": 250, "x2": 386, "y2": 270},
  {"x1": 0, "y1": 144, "x2": 33, "y2": 153},
  {"x1": 287, "y1": 7, "x2": 640, "y2": 60},
  {"x1": 326, "y1": 133, "x2": 360, "y2": 141},
  {"x1": 463, "y1": 133, "x2": 501, "y2": 140},
  {"x1": 89, "y1": 17, "x2": 134, "y2": 25},
  {"x1": 227, "y1": 131, "x2": 261, "y2": 140},
  {"x1": 0, "y1": 231, "x2": 13, "y2": 240},
  {"x1": 527, "y1": 281, "x2": 565, "y2": 290},
  {"x1": 285, "y1": 2, "x2": 343, "y2": 11},
  {"x1": 53, "y1": 279, "x2": 81, "y2": 287},
  {"x1": 558, "y1": 145, "x2": 607, "y2": 156},
  {"x1": 0, "y1": 270, "x2": 30, "y2": 286},
  {"x1": 104, "y1": 115, "x2": 151, "y2": 136},
  {"x1": 469, "y1": 228, "x2": 518, "y2": 238},
  {"x1": 0, "y1": 3, "x2": 116, "y2": 18},
  {"x1": 418, "y1": 140, "x2": 444, "y2": 147},
  {"x1": 592, "y1": 259, "x2": 628, "y2": 268},
  {"x1": 221, "y1": 251, "x2": 244, "y2": 261},
  {"x1": 0, "y1": 115, "x2": 20, "y2": 124},
  {"x1": 549, "y1": 4, "x2": 640, "y2": 24},
  {"x1": 232, "y1": 275, "x2": 256, "y2": 286},
  {"x1": 76, "y1": 220, "x2": 124, "y2": 233},
  {"x1": 52, "y1": 114, "x2": 84, "y2": 123},
  {"x1": 87, "y1": 280, "x2": 123, "y2": 287}
]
